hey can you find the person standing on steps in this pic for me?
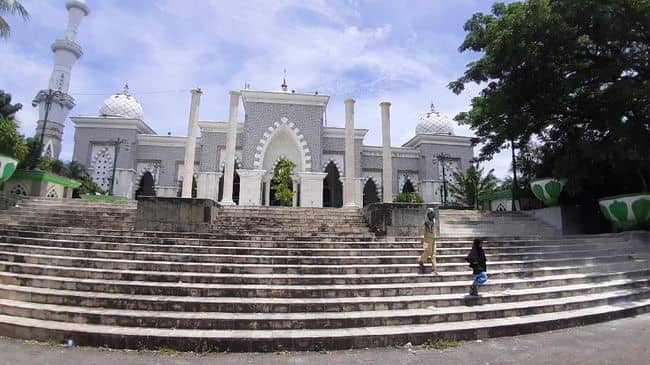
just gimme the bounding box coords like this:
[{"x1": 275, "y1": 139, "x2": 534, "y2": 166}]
[
  {"x1": 418, "y1": 208, "x2": 438, "y2": 275},
  {"x1": 466, "y1": 238, "x2": 488, "y2": 296}
]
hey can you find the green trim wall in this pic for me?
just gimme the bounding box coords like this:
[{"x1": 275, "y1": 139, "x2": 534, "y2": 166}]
[{"x1": 10, "y1": 170, "x2": 81, "y2": 189}]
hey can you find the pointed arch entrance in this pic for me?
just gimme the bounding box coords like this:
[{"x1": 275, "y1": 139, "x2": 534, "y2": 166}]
[
  {"x1": 135, "y1": 171, "x2": 156, "y2": 198},
  {"x1": 270, "y1": 160, "x2": 295, "y2": 207},
  {"x1": 322, "y1": 161, "x2": 342, "y2": 208},
  {"x1": 402, "y1": 179, "x2": 416, "y2": 194},
  {"x1": 363, "y1": 178, "x2": 380, "y2": 206}
]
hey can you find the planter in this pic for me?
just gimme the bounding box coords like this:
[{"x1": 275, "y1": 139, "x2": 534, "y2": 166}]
[
  {"x1": 530, "y1": 178, "x2": 566, "y2": 207},
  {"x1": 0, "y1": 154, "x2": 18, "y2": 183},
  {"x1": 598, "y1": 193, "x2": 650, "y2": 231}
]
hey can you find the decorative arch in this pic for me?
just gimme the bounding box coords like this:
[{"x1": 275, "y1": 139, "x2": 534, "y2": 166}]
[
  {"x1": 323, "y1": 160, "x2": 343, "y2": 208},
  {"x1": 362, "y1": 177, "x2": 380, "y2": 206},
  {"x1": 9, "y1": 183, "x2": 28, "y2": 196},
  {"x1": 219, "y1": 158, "x2": 242, "y2": 171},
  {"x1": 322, "y1": 158, "x2": 343, "y2": 180},
  {"x1": 42, "y1": 139, "x2": 54, "y2": 158},
  {"x1": 398, "y1": 173, "x2": 418, "y2": 193},
  {"x1": 133, "y1": 162, "x2": 160, "y2": 196},
  {"x1": 46, "y1": 187, "x2": 59, "y2": 199},
  {"x1": 254, "y1": 117, "x2": 311, "y2": 172},
  {"x1": 135, "y1": 171, "x2": 156, "y2": 198}
]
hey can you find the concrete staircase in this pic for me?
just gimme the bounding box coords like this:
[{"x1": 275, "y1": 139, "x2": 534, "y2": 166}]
[
  {"x1": 439, "y1": 210, "x2": 560, "y2": 237},
  {"x1": 0, "y1": 199, "x2": 648, "y2": 352}
]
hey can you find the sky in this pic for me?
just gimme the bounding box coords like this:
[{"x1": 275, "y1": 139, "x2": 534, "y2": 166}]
[{"x1": 0, "y1": 0, "x2": 514, "y2": 179}]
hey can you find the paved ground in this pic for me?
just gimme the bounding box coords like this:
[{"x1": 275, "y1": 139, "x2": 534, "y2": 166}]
[{"x1": 1, "y1": 314, "x2": 649, "y2": 365}]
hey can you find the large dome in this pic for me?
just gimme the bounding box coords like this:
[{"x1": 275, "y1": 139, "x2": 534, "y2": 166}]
[
  {"x1": 415, "y1": 104, "x2": 455, "y2": 135},
  {"x1": 99, "y1": 84, "x2": 144, "y2": 120}
]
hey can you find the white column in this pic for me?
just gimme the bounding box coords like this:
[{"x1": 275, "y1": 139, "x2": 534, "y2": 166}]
[
  {"x1": 197, "y1": 171, "x2": 222, "y2": 201},
  {"x1": 265, "y1": 177, "x2": 272, "y2": 206},
  {"x1": 380, "y1": 102, "x2": 393, "y2": 202},
  {"x1": 220, "y1": 90, "x2": 241, "y2": 205},
  {"x1": 343, "y1": 99, "x2": 358, "y2": 207},
  {"x1": 292, "y1": 176, "x2": 299, "y2": 207},
  {"x1": 181, "y1": 88, "x2": 202, "y2": 198},
  {"x1": 237, "y1": 169, "x2": 266, "y2": 206},
  {"x1": 299, "y1": 172, "x2": 327, "y2": 208}
]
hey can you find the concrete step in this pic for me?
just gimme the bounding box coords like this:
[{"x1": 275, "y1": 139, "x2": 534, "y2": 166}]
[
  {"x1": 1, "y1": 288, "x2": 647, "y2": 330},
  {"x1": 2, "y1": 277, "x2": 646, "y2": 313},
  {"x1": 2, "y1": 269, "x2": 647, "y2": 298},
  {"x1": 0, "y1": 299, "x2": 648, "y2": 351},
  {"x1": 1, "y1": 259, "x2": 645, "y2": 286}
]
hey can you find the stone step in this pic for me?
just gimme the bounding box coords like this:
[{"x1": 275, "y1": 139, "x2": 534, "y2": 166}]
[
  {"x1": 2, "y1": 269, "x2": 647, "y2": 298},
  {"x1": 0, "y1": 228, "x2": 638, "y2": 249},
  {"x1": 1, "y1": 288, "x2": 647, "y2": 331},
  {"x1": 0, "y1": 249, "x2": 640, "y2": 275},
  {"x1": 0, "y1": 299, "x2": 648, "y2": 351},
  {"x1": 1, "y1": 259, "x2": 645, "y2": 286},
  {"x1": 0, "y1": 235, "x2": 637, "y2": 257},
  {"x1": 1, "y1": 277, "x2": 646, "y2": 313},
  {"x1": 0, "y1": 241, "x2": 643, "y2": 266}
]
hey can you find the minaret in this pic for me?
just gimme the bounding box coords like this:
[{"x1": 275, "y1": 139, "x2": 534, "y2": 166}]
[{"x1": 33, "y1": 0, "x2": 90, "y2": 159}]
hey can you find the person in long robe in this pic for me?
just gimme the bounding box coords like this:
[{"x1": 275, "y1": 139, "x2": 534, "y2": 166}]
[
  {"x1": 418, "y1": 208, "x2": 438, "y2": 275},
  {"x1": 465, "y1": 238, "x2": 488, "y2": 296}
]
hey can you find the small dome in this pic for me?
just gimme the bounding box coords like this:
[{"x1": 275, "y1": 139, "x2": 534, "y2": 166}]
[
  {"x1": 415, "y1": 104, "x2": 455, "y2": 135},
  {"x1": 99, "y1": 84, "x2": 144, "y2": 120}
]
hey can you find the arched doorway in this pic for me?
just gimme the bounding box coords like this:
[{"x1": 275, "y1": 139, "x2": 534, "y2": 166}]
[
  {"x1": 218, "y1": 169, "x2": 240, "y2": 204},
  {"x1": 270, "y1": 162, "x2": 295, "y2": 206},
  {"x1": 136, "y1": 171, "x2": 156, "y2": 198},
  {"x1": 322, "y1": 161, "x2": 342, "y2": 208},
  {"x1": 363, "y1": 179, "x2": 380, "y2": 206},
  {"x1": 402, "y1": 179, "x2": 416, "y2": 194}
]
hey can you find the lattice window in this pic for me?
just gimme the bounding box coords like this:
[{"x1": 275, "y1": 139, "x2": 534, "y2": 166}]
[
  {"x1": 9, "y1": 183, "x2": 27, "y2": 196},
  {"x1": 91, "y1": 146, "x2": 114, "y2": 192},
  {"x1": 46, "y1": 187, "x2": 59, "y2": 199},
  {"x1": 496, "y1": 202, "x2": 506, "y2": 211}
]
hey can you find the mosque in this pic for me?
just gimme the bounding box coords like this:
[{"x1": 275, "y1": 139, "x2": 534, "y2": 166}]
[{"x1": 29, "y1": 0, "x2": 474, "y2": 208}]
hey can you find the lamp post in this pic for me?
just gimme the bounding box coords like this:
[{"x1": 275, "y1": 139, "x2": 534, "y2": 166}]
[
  {"x1": 32, "y1": 89, "x2": 65, "y2": 157},
  {"x1": 437, "y1": 153, "x2": 451, "y2": 205},
  {"x1": 510, "y1": 138, "x2": 518, "y2": 211},
  {"x1": 108, "y1": 138, "x2": 129, "y2": 196}
]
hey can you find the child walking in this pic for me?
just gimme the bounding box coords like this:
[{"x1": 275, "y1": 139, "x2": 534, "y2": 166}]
[
  {"x1": 418, "y1": 208, "x2": 438, "y2": 275},
  {"x1": 465, "y1": 238, "x2": 487, "y2": 296}
]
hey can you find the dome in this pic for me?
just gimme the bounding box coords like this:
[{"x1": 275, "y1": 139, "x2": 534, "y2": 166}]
[
  {"x1": 415, "y1": 104, "x2": 455, "y2": 135},
  {"x1": 99, "y1": 84, "x2": 144, "y2": 120}
]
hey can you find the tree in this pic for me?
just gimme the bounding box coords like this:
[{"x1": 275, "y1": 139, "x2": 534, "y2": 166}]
[
  {"x1": 272, "y1": 157, "x2": 296, "y2": 206},
  {"x1": 450, "y1": 0, "x2": 650, "y2": 206},
  {"x1": 0, "y1": 0, "x2": 29, "y2": 39},
  {"x1": 0, "y1": 116, "x2": 28, "y2": 160},
  {"x1": 448, "y1": 163, "x2": 498, "y2": 209}
]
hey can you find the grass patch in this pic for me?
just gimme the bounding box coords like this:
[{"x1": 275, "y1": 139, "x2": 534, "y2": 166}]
[
  {"x1": 158, "y1": 346, "x2": 178, "y2": 355},
  {"x1": 46, "y1": 338, "x2": 60, "y2": 347},
  {"x1": 422, "y1": 337, "x2": 461, "y2": 350}
]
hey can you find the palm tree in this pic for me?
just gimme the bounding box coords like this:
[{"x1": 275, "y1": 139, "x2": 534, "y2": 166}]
[
  {"x1": 0, "y1": 0, "x2": 30, "y2": 39},
  {"x1": 448, "y1": 163, "x2": 498, "y2": 209}
]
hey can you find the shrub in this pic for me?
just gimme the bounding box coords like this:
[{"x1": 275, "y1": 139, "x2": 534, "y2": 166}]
[
  {"x1": 0, "y1": 117, "x2": 28, "y2": 160},
  {"x1": 393, "y1": 192, "x2": 424, "y2": 203}
]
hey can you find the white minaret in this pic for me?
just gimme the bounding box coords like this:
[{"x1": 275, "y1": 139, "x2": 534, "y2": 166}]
[{"x1": 33, "y1": 0, "x2": 90, "y2": 159}]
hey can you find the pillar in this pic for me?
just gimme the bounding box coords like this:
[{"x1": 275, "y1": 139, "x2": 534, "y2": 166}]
[
  {"x1": 343, "y1": 99, "x2": 357, "y2": 207},
  {"x1": 237, "y1": 169, "x2": 266, "y2": 206},
  {"x1": 380, "y1": 102, "x2": 393, "y2": 202},
  {"x1": 197, "y1": 171, "x2": 222, "y2": 201},
  {"x1": 265, "y1": 176, "x2": 272, "y2": 206},
  {"x1": 181, "y1": 88, "x2": 202, "y2": 198},
  {"x1": 299, "y1": 172, "x2": 327, "y2": 207},
  {"x1": 220, "y1": 91, "x2": 241, "y2": 205}
]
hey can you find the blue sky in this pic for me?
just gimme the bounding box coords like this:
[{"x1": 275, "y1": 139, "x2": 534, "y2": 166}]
[{"x1": 0, "y1": 0, "x2": 513, "y2": 179}]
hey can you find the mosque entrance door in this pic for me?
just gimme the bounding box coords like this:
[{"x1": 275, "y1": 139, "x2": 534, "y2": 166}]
[
  {"x1": 135, "y1": 171, "x2": 156, "y2": 198},
  {"x1": 363, "y1": 179, "x2": 380, "y2": 206},
  {"x1": 322, "y1": 161, "x2": 342, "y2": 208}
]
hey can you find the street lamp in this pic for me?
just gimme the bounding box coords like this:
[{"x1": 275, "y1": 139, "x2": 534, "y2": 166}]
[
  {"x1": 108, "y1": 138, "x2": 129, "y2": 196},
  {"x1": 437, "y1": 153, "x2": 452, "y2": 205},
  {"x1": 510, "y1": 138, "x2": 519, "y2": 211},
  {"x1": 32, "y1": 89, "x2": 65, "y2": 157}
]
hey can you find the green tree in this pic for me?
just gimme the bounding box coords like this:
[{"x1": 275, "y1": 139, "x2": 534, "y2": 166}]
[
  {"x1": 448, "y1": 163, "x2": 498, "y2": 209},
  {"x1": 450, "y1": 0, "x2": 650, "y2": 205},
  {"x1": 0, "y1": 0, "x2": 29, "y2": 39},
  {"x1": 272, "y1": 157, "x2": 296, "y2": 206},
  {"x1": 0, "y1": 116, "x2": 28, "y2": 160}
]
